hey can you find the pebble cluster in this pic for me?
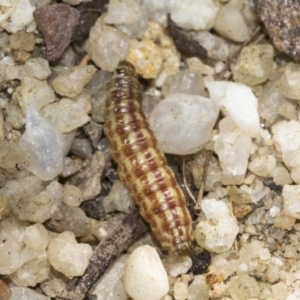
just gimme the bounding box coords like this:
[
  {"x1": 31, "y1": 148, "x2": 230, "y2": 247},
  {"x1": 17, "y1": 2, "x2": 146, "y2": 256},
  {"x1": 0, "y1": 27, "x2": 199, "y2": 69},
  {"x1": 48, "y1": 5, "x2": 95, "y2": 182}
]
[{"x1": 1, "y1": 0, "x2": 300, "y2": 300}]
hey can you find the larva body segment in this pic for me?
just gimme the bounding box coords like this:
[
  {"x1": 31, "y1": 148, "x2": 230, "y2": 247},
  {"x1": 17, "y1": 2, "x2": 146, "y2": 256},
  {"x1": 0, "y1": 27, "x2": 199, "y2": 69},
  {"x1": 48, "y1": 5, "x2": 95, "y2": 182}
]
[{"x1": 104, "y1": 61, "x2": 193, "y2": 252}]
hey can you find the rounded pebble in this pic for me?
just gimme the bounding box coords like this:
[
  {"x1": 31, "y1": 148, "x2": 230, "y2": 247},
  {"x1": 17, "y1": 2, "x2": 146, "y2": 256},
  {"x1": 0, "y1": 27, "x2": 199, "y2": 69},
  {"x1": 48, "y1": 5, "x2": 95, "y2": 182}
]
[
  {"x1": 149, "y1": 94, "x2": 219, "y2": 155},
  {"x1": 123, "y1": 245, "x2": 169, "y2": 300}
]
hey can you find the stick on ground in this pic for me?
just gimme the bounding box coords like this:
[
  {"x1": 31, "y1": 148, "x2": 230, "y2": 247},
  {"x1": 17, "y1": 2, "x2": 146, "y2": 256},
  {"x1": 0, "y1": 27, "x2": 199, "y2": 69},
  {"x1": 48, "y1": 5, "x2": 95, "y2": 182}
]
[{"x1": 58, "y1": 210, "x2": 148, "y2": 300}]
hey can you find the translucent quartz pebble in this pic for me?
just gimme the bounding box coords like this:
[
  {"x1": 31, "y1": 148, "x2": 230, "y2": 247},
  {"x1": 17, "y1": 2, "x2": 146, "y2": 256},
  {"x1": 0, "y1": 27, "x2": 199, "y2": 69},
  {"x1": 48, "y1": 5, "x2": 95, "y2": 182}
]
[
  {"x1": 232, "y1": 44, "x2": 274, "y2": 86},
  {"x1": 67, "y1": 151, "x2": 106, "y2": 201},
  {"x1": 164, "y1": 254, "x2": 192, "y2": 277},
  {"x1": 9, "y1": 256, "x2": 50, "y2": 287},
  {"x1": 282, "y1": 185, "x2": 300, "y2": 219},
  {"x1": 170, "y1": 0, "x2": 219, "y2": 31},
  {"x1": 124, "y1": 245, "x2": 169, "y2": 300},
  {"x1": 258, "y1": 80, "x2": 289, "y2": 125},
  {"x1": 63, "y1": 184, "x2": 82, "y2": 207},
  {"x1": 195, "y1": 198, "x2": 239, "y2": 253},
  {"x1": 117, "y1": 8, "x2": 149, "y2": 39},
  {"x1": 214, "y1": 117, "x2": 252, "y2": 185},
  {"x1": 272, "y1": 120, "x2": 300, "y2": 168},
  {"x1": 58, "y1": 204, "x2": 92, "y2": 237},
  {"x1": 12, "y1": 180, "x2": 63, "y2": 223},
  {"x1": 248, "y1": 155, "x2": 277, "y2": 177},
  {"x1": 277, "y1": 62, "x2": 300, "y2": 100},
  {"x1": 91, "y1": 255, "x2": 128, "y2": 300},
  {"x1": 6, "y1": 58, "x2": 51, "y2": 81},
  {"x1": 162, "y1": 70, "x2": 205, "y2": 97},
  {"x1": 104, "y1": 0, "x2": 142, "y2": 25},
  {"x1": 213, "y1": 1, "x2": 250, "y2": 42},
  {"x1": 19, "y1": 108, "x2": 65, "y2": 181},
  {"x1": 41, "y1": 98, "x2": 90, "y2": 133},
  {"x1": 127, "y1": 39, "x2": 163, "y2": 79},
  {"x1": 0, "y1": 217, "x2": 47, "y2": 275},
  {"x1": 206, "y1": 81, "x2": 260, "y2": 138},
  {"x1": 10, "y1": 287, "x2": 50, "y2": 300},
  {"x1": 24, "y1": 58, "x2": 52, "y2": 80},
  {"x1": 52, "y1": 65, "x2": 96, "y2": 98},
  {"x1": 13, "y1": 77, "x2": 55, "y2": 113},
  {"x1": 228, "y1": 274, "x2": 260, "y2": 300},
  {"x1": 102, "y1": 180, "x2": 135, "y2": 214},
  {"x1": 0, "y1": 0, "x2": 35, "y2": 34},
  {"x1": 149, "y1": 94, "x2": 219, "y2": 155},
  {"x1": 40, "y1": 276, "x2": 66, "y2": 298},
  {"x1": 47, "y1": 231, "x2": 93, "y2": 278},
  {"x1": 192, "y1": 31, "x2": 229, "y2": 61},
  {"x1": 0, "y1": 140, "x2": 25, "y2": 169},
  {"x1": 86, "y1": 16, "x2": 130, "y2": 72},
  {"x1": 187, "y1": 275, "x2": 210, "y2": 300}
]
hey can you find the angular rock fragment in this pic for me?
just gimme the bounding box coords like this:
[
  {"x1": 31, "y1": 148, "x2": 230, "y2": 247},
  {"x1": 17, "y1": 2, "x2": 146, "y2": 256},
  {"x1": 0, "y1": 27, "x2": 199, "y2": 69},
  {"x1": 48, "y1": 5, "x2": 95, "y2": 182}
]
[
  {"x1": 167, "y1": 15, "x2": 208, "y2": 60},
  {"x1": 254, "y1": 0, "x2": 300, "y2": 60},
  {"x1": 33, "y1": 4, "x2": 80, "y2": 61}
]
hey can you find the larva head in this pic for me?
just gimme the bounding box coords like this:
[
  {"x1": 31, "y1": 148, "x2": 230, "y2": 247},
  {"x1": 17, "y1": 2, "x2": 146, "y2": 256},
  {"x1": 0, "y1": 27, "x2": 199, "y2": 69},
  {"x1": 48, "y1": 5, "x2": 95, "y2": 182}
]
[{"x1": 115, "y1": 61, "x2": 138, "y2": 78}]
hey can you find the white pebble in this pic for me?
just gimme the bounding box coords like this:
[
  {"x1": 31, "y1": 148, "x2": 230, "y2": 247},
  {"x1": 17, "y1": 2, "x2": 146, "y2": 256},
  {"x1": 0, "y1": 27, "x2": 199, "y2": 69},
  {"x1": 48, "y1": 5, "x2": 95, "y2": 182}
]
[
  {"x1": 272, "y1": 120, "x2": 300, "y2": 167},
  {"x1": 102, "y1": 180, "x2": 135, "y2": 213},
  {"x1": 248, "y1": 155, "x2": 276, "y2": 177},
  {"x1": 63, "y1": 185, "x2": 83, "y2": 207},
  {"x1": 149, "y1": 94, "x2": 219, "y2": 155},
  {"x1": 10, "y1": 287, "x2": 50, "y2": 300},
  {"x1": 86, "y1": 16, "x2": 130, "y2": 72},
  {"x1": 165, "y1": 254, "x2": 192, "y2": 277},
  {"x1": 195, "y1": 199, "x2": 239, "y2": 253},
  {"x1": 269, "y1": 206, "x2": 281, "y2": 218},
  {"x1": 41, "y1": 98, "x2": 90, "y2": 133},
  {"x1": 13, "y1": 77, "x2": 55, "y2": 113},
  {"x1": 213, "y1": 1, "x2": 249, "y2": 42},
  {"x1": 282, "y1": 185, "x2": 300, "y2": 219},
  {"x1": 52, "y1": 65, "x2": 96, "y2": 98},
  {"x1": 277, "y1": 62, "x2": 300, "y2": 100},
  {"x1": 24, "y1": 58, "x2": 52, "y2": 80},
  {"x1": 214, "y1": 117, "x2": 252, "y2": 185},
  {"x1": 170, "y1": 0, "x2": 218, "y2": 31},
  {"x1": 0, "y1": 0, "x2": 35, "y2": 33},
  {"x1": 12, "y1": 180, "x2": 63, "y2": 223},
  {"x1": 104, "y1": 0, "x2": 142, "y2": 25},
  {"x1": 206, "y1": 81, "x2": 260, "y2": 137},
  {"x1": 47, "y1": 231, "x2": 93, "y2": 278},
  {"x1": 232, "y1": 44, "x2": 274, "y2": 86},
  {"x1": 124, "y1": 245, "x2": 169, "y2": 300},
  {"x1": 19, "y1": 108, "x2": 65, "y2": 181},
  {"x1": 0, "y1": 217, "x2": 45, "y2": 275}
]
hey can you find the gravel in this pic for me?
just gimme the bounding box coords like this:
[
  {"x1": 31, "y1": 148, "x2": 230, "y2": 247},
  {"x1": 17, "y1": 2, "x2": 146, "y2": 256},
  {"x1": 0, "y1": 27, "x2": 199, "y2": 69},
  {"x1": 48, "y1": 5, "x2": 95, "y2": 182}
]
[{"x1": 1, "y1": 0, "x2": 300, "y2": 299}]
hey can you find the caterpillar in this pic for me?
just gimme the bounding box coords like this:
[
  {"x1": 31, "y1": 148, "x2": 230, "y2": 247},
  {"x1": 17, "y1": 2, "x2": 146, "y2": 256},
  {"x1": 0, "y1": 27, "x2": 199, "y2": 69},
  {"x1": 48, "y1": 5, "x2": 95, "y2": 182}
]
[{"x1": 104, "y1": 61, "x2": 193, "y2": 252}]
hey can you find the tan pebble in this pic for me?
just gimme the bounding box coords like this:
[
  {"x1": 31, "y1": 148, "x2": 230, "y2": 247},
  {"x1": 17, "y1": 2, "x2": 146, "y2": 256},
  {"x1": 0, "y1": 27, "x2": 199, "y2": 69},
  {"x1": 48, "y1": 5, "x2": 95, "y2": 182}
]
[
  {"x1": 13, "y1": 50, "x2": 31, "y2": 63},
  {"x1": 9, "y1": 30, "x2": 35, "y2": 52},
  {"x1": 127, "y1": 39, "x2": 162, "y2": 79},
  {"x1": 173, "y1": 278, "x2": 188, "y2": 300},
  {"x1": 232, "y1": 203, "x2": 253, "y2": 219}
]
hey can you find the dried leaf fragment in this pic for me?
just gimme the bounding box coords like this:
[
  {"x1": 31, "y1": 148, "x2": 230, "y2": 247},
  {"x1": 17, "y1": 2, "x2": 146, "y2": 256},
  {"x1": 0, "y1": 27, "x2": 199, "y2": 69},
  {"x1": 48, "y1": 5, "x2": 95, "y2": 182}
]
[
  {"x1": 254, "y1": 0, "x2": 300, "y2": 60},
  {"x1": 167, "y1": 14, "x2": 207, "y2": 60},
  {"x1": 33, "y1": 3, "x2": 80, "y2": 61}
]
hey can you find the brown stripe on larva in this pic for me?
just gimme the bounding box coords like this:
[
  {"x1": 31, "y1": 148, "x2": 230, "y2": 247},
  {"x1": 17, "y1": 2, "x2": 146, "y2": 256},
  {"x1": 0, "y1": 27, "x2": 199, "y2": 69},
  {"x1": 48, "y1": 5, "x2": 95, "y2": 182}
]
[{"x1": 104, "y1": 61, "x2": 193, "y2": 252}]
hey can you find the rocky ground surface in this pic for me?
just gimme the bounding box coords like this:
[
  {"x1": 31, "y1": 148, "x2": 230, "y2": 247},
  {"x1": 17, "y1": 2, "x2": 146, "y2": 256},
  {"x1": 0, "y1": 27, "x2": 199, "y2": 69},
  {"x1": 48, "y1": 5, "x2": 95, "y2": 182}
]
[{"x1": 1, "y1": 0, "x2": 300, "y2": 300}]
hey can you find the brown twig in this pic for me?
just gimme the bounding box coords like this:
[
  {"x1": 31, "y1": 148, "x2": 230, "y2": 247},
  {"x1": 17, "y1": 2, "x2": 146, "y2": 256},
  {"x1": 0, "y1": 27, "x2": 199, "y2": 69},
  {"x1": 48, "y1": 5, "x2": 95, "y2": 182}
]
[
  {"x1": 182, "y1": 159, "x2": 196, "y2": 203},
  {"x1": 216, "y1": 26, "x2": 262, "y2": 81},
  {"x1": 58, "y1": 210, "x2": 148, "y2": 300},
  {"x1": 194, "y1": 151, "x2": 211, "y2": 214}
]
